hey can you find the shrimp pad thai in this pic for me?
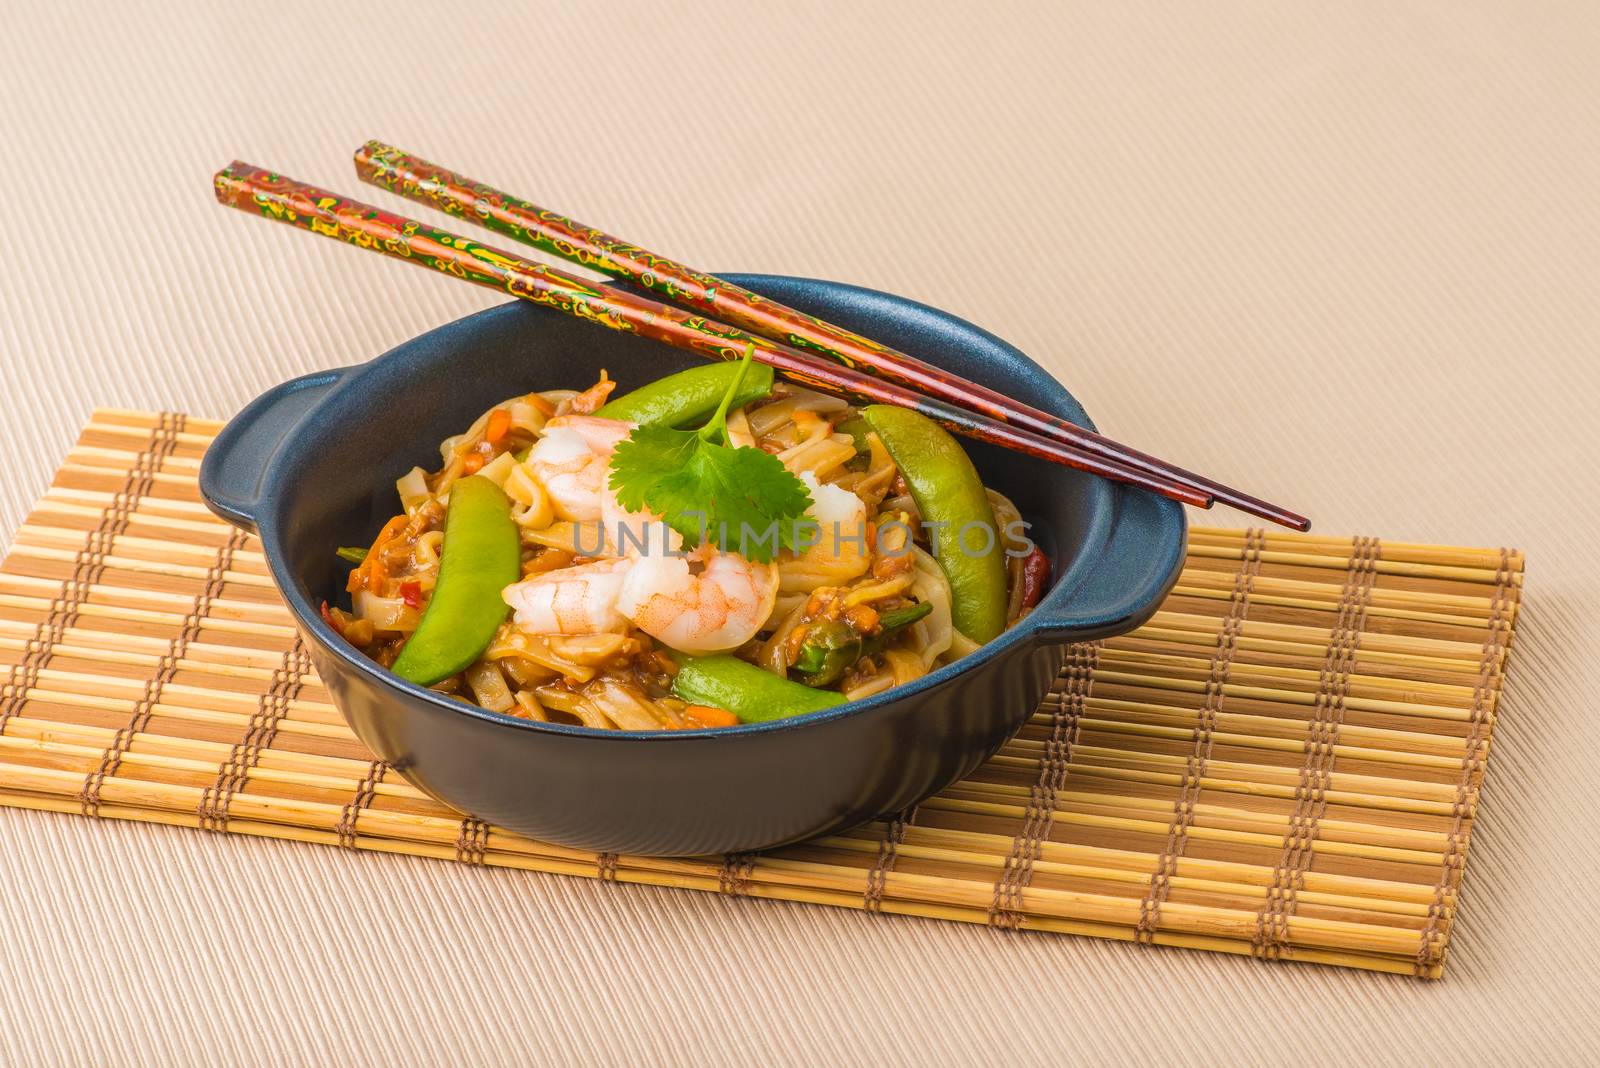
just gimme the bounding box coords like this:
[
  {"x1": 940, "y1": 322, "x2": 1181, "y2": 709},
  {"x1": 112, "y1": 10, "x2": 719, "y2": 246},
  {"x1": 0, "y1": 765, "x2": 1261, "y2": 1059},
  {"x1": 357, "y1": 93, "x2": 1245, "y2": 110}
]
[{"x1": 323, "y1": 357, "x2": 1051, "y2": 730}]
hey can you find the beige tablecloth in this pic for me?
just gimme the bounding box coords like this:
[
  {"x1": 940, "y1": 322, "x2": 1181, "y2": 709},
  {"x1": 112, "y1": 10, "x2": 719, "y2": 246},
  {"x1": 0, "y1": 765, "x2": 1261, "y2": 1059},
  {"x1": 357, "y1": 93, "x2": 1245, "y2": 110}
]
[{"x1": 2, "y1": 2, "x2": 1596, "y2": 1064}]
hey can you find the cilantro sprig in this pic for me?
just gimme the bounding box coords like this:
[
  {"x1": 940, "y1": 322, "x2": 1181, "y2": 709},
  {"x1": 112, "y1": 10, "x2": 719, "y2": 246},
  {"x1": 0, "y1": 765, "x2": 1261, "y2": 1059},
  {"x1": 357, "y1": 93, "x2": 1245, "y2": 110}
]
[{"x1": 608, "y1": 348, "x2": 813, "y2": 563}]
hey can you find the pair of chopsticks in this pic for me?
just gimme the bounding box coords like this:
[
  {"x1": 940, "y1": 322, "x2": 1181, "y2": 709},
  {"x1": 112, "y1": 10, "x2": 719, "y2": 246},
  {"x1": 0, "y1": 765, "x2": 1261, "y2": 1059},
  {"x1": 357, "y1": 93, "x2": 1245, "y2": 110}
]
[{"x1": 212, "y1": 144, "x2": 1309, "y2": 529}]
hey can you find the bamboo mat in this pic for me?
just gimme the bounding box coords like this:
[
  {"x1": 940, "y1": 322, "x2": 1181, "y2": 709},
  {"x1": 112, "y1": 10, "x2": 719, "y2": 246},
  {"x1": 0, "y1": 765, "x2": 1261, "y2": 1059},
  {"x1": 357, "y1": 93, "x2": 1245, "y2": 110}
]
[{"x1": 0, "y1": 411, "x2": 1523, "y2": 979}]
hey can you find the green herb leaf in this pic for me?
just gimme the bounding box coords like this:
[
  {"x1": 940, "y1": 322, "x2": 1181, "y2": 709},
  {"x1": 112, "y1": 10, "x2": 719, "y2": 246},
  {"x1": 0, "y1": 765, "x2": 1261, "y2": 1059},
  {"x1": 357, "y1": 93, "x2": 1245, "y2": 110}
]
[
  {"x1": 335, "y1": 546, "x2": 369, "y2": 564},
  {"x1": 608, "y1": 348, "x2": 813, "y2": 563}
]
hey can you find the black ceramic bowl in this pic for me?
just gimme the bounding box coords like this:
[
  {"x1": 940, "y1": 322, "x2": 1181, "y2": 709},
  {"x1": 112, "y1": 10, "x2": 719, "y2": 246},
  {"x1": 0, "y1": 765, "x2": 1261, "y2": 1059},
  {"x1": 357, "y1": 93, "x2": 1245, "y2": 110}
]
[{"x1": 200, "y1": 275, "x2": 1186, "y2": 856}]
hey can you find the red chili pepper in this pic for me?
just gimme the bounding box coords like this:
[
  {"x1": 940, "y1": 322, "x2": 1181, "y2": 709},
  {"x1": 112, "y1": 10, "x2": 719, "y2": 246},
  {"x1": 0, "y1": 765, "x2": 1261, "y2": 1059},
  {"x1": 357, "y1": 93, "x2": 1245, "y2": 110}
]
[
  {"x1": 400, "y1": 581, "x2": 423, "y2": 608},
  {"x1": 320, "y1": 599, "x2": 346, "y2": 637},
  {"x1": 1019, "y1": 547, "x2": 1051, "y2": 610}
]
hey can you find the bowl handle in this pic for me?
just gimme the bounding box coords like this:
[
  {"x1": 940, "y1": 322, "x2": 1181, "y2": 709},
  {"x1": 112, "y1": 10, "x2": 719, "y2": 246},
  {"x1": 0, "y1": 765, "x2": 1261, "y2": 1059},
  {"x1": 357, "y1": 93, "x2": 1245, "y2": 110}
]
[
  {"x1": 199, "y1": 367, "x2": 353, "y2": 534},
  {"x1": 1028, "y1": 489, "x2": 1189, "y2": 646}
]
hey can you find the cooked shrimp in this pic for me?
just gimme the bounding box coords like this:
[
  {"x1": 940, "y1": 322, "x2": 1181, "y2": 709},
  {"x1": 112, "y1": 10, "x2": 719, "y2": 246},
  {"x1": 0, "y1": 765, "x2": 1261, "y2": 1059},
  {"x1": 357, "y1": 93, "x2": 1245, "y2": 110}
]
[
  {"x1": 524, "y1": 415, "x2": 632, "y2": 521},
  {"x1": 553, "y1": 414, "x2": 632, "y2": 453},
  {"x1": 616, "y1": 547, "x2": 779, "y2": 654},
  {"x1": 502, "y1": 555, "x2": 634, "y2": 634},
  {"x1": 601, "y1": 493, "x2": 681, "y2": 559}
]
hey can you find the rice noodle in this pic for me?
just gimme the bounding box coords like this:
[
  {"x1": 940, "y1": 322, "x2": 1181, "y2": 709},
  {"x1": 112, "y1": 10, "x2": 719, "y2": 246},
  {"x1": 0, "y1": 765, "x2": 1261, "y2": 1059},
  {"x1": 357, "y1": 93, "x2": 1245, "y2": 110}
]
[
  {"x1": 396, "y1": 466, "x2": 430, "y2": 510},
  {"x1": 504, "y1": 460, "x2": 555, "y2": 530},
  {"x1": 779, "y1": 435, "x2": 856, "y2": 483},
  {"x1": 586, "y1": 679, "x2": 677, "y2": 731},
  {"x1": 352, "y1": 590, "x2": 419, "y2": 633},
  {"x1": 520, "y1": 520, "x2": 609, "y2": 556},
  {"x1": 532, "y1": 685, "x2": 614, "y2": 730},
  {"x1": 841, "y1": 672, "x2": 894, "y2": 702},
  {"x1": 842, "y1": 571, "x2": 915, "y2": 607},
  {"x1": 746, "y1": 389, "x2": 849, "y2": 438},
  {"x1": 465, "y1": 660, "x2": 515, "y2": 712},
  {"x1": 476, "y1": 450, "x2": 518, "y2": 488},
  {"x1": 907, "y1": 546, "x2": 955, "y2": 670},
  {"x1": 512, "y1": 689, "x2": 550, "y2": 721},
  {"x1": 483, "y1": 628, "x2": 604, "y2": 683},
  {"x1": 757, "y1": 598, "x2": 809, "y2": 675},
  {"x1": 725, "y1": 406, "x2": 758, "y2": 449}
]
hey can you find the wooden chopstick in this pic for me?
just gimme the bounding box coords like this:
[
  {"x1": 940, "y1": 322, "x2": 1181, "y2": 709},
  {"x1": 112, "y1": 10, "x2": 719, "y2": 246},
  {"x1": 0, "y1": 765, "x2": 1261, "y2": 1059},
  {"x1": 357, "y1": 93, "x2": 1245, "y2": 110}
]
[
  {"x1": 352, "y1": 141, "x2": 1306, "y2": 531},
  {"x1": 212, "y1": 162, "x2": 1211, "y2": 508}
]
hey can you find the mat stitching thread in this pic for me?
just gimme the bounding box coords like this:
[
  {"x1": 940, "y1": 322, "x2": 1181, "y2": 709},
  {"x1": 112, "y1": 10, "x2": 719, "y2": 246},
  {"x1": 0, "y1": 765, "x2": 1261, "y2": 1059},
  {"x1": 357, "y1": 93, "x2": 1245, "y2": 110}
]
[
  {"x1": 1136, "y1": 528, "x2": 1266, "y2": 944},
  {"x1": 864, "y1": 804, "x2": 920, "y2": 913},
  {"x1": 79, "y1": 525, "x2": 246, "y2": 818},
  {"x1": 595, "y1": 852, "x2": 620, "y2": 882},
  {"x1": 0, "y1": 415, "x2": 185, "y2": 739},
  {"x1": 453, "y1": 817, "x2": 491, "y2": 865},
  {"x1": 1252, "y1": 536, "x2": 1381, "y2": 961},
  {"x1": 1414, "y1": 547, "x2": 1514, "y2": 973},
  {"x1": 717, "y1": 853, "x2": 757, "y2": 896},
  {"x1": 988, "y1": 641, "x2": 1100, "y2": 930},
  {"x1": 196, "y1": 638, "x2": 311, "y2": 832},
  {"x1": 335, "y1": 760, "x2": 389, "y2": 848}
]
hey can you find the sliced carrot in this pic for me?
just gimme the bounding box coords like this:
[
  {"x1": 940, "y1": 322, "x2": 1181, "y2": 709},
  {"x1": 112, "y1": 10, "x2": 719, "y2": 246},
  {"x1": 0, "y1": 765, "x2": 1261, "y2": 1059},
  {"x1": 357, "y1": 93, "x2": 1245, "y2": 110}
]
[
  {"x1": 349, "y1": 514, "x2": 408, "y2": 593},
  {"x1": 520, "y1": 548, "x2": 575, "y2": 577},
  {"x1": 366, "y1": 553, "x2": 388, "y2": 592},
  {"x1": 461, "y1": 450, "x2": 485, "y2": 475},
  {"x1": 682, "y1": 704, "x2": 740, "y2": 729},
  {"x1": 485, "y1": 407, "x2": 512, "y2": 445}
]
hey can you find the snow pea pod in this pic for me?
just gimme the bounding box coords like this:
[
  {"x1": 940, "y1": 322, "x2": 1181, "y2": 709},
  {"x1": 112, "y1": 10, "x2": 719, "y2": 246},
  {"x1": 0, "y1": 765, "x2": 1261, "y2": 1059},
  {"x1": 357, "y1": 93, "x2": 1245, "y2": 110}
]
[
  {"x1": 859, "y1": 405, "x2": 1008, "y2": 644},
  {"x1": 391, "y1": 476, "x2": 520, "y2": 686},
  {"x1": 594, "y1": 362, "x2": 775, "y2": 427},
  {"x1": 670, "y1": 655, "x2": 846, "y2": 723}
]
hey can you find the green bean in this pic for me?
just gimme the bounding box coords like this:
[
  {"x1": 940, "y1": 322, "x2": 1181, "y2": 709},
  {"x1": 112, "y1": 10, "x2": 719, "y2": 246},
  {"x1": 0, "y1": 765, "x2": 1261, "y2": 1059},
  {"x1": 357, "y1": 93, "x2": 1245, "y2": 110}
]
[
  {"x1": 390, "y1": 476, "x2": 520, "y2": 686},
  {"x1": 789, "y1": 619, "x2": 861, "y2": 688},
  {"x1": 835, "y1": 414, "x2": 871, "y2": 453},
  {"x1": 670, "y1": 654, "x2": 846, "y2": 723},
  {"x1": 791, "y1": 601, "x2": 933, "y2": 687},
  {"x1": 335, "y1": 546, "x2": 369, "y2": 564},
  {"x1": 594, "y1": 362, "x2": 775, "y2": 427},
  {"x1": 860, "y1": 406, "x2": 1008, "y2": 643}
]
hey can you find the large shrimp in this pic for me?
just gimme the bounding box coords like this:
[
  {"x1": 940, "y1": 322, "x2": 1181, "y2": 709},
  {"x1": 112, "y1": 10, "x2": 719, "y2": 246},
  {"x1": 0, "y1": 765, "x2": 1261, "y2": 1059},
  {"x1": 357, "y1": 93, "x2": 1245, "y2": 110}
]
[
  {"x1": 616, "y1": 547, "x2": 779, "y2": 654},
  {"x1": 523, "y1": 415, "x2": 632, "y2": 521},
  {"x1": 527, "y1": 414, "x2": 680, "y2": 555},
  {"x1": 504, "y1": 548, "x2": 776, "y2": 653},
  {"x1": 502, "y1": 556, "x2": 634, "y2": 634}
]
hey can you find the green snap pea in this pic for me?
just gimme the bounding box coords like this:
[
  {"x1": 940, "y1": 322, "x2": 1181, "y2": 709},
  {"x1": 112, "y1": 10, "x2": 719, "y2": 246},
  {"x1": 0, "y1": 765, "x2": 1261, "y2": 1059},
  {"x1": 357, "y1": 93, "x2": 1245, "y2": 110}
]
[
  {"x1": 391, "y1": 476, "x2": 520, "y2": 686},
  {"x1": 670, "y1": 655, "x2": 846, "y2": 723},
  {"x1": 594, "y1": 362, "x2": 775, "y2": 427},
  {"x1": 859, "y1": 406, "x2": 1008, "y2": 644}
]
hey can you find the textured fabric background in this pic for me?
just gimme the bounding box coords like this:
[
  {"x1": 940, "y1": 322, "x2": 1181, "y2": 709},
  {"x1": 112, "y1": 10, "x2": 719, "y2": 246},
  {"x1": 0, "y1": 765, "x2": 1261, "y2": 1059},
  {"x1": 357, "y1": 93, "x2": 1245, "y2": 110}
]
[{"x1": 1, "y1": 2, "x2": 1596, "y2": 1064}]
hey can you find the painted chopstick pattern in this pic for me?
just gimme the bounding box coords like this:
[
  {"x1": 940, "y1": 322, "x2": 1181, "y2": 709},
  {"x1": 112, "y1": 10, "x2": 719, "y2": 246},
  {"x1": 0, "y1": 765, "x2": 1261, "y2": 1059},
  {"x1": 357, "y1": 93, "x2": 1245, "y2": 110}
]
[{"x1": 353, "y1": 141, "x2": 1304, "y2": 529}]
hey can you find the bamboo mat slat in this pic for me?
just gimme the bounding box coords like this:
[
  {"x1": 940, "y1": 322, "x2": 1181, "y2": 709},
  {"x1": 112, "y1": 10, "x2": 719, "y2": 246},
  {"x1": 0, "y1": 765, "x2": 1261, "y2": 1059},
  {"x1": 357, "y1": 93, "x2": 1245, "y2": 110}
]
[{"x1": 0, "y1": 411, "x2": 1525, "y2": 978}]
